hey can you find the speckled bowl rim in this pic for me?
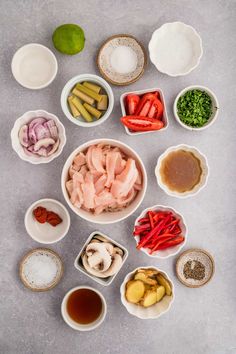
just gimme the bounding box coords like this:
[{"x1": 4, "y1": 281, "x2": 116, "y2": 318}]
[
  {"x1": 176, "y1": 248, "x2": 215, "y2": 288},
  {"x1": 19, "y1": 248, "x2": 63, "y2": 292},
  {"x1": 97, "y1": 34, "x2": 147, "y2": 86}
]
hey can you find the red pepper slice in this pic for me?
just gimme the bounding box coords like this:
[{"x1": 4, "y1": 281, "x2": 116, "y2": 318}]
[
  {"x1": 148, "y1": 211, "x2": 154, "y2": 229},
  {"x1": 121, "y1": 115, "x2": 164, "y2": 132},
  {"x1": 154, "y1": 236, "x2": 185, "y2": 250},
  {"x1": 148, "y1": 98, "x2": 163, "y2": 120},
  {"x1": 126, "y1": 94, "x2": 140, "y2": 115}
]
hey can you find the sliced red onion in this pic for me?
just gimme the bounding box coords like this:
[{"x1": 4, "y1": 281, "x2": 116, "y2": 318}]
[
  {"x1": 34, "y1": 138, "x2": 55, "y2": 152},
  {"x1": 19, "y1": 125, "x2": 29, "y2": 147},
  {"x1": 35, "y1": 123, "x2": 51, "y2": 141},
  {"x1": 47, "y1": 139, "x2": 60, "y2": 156}
]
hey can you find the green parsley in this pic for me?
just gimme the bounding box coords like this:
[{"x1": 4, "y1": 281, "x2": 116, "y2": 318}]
[{"x1": 177, "y1": 89, "x2": 212, "y2": 128}]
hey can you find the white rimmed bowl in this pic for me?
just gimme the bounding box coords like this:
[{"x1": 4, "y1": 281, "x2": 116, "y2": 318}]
[
  {"x1": 120, "y1": 87, "x2": 169, "y2": 136},
  {"x1": 24, "y1": 198, "x2": 70, "y2": 244},
  {"x1": 61, "y1": 74, "x2": 114, "y2": 127},
  {"x1": 155, "y1": 144, "x2": 209, "y2": 198},
  {"x1": 61, "y1": 138, "x2": 147, "y2": 224},
  {"x1": 11, "y1": 110, "x2": 66, "y2": 164},
  {"x1": 11, "y1": 43, "x2": 58, "y2": 89},
  {"x1": 74, "y1": 231, "x2": 129, "y2": 286},
  {"x1": 149, "y1": 22, "x2": 203, "y2": 76},
  {"x1": 133, "y1": 205, "x2": 187, "y2": 258},
  {"x1": 120, "y1": 266, "x2": 174, "y2": 319},
  {"x1": 61, "y1": 286, "x2": 107, "y2": 331},
  {"x1": 173, "y1": 85, "x2": 219, "y2": 131}
]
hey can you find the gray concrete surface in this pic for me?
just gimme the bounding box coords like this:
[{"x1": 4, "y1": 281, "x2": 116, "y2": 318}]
[{"x1": 0, "y1": 1, "x2": 236, "y2": 353}]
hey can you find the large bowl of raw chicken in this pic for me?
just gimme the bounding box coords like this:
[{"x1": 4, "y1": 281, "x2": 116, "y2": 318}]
[{"x1": 61, "y1": 139, "x2": 147, "y2": 224}]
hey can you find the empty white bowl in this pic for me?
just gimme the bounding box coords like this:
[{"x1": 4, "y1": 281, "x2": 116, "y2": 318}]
[
  {"x1": 61, "y1": 74, "x2": 114, "y2": 127},
  {"x1": 173, "y1": 85, "x2": 219, "y2": 131},
  {"x1": 149, "y1": 22, "x2": 203, "y2": 76},
  {"x1": 61, "y1": 138, "x2": 147, "y2": 224},
  {"x1": 155, "y1": 144, "x2": 209, "y2": 198},
  {"x1": 61, "y1": 286, "x2": 107, "y2": 331},
  {"x1": 11, "y1": 43, "x2": 58, "y2": 89},
  {"x1": 133, "y1": 205, "x2": 187, "y2": 258},
  {"x1": 120, "y1": 266, "x2": 174, "y2": 319},
  {"x1": 120, "y1": 87, "x2": 169, "y2": 136},
  {"x1": 11, "y1": 110, "x2": 66, "y2": 164},
  {"x1": 74, "y1": 231, "x2": 129, "y2": 286},
  {"x1": 24, "y1": 199, "x2": 70, "y2": 244}
]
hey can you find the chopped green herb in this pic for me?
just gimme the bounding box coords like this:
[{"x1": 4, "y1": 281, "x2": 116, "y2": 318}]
[{"x1": 177, "y1": 89, "x2": 212, "y2": 128}]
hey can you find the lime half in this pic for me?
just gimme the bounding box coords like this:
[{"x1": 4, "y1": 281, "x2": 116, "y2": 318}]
[{"x1": 52, "y1": 24, "x2": 85, "y2": 55}]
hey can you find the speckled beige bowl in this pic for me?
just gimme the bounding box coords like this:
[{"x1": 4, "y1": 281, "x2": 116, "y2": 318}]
[
  {"x1": 176, "y1": 249, "x2": 215, "y2": 288},
  {"x1": 120, "y1": 266, "x2": 174, "y2": 319},
  {"x1": 97, "y1": 34, "x2": 146, "y2": 86}
]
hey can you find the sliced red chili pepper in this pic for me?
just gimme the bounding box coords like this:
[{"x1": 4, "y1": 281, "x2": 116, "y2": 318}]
[
  {"x1": 148, "y1": 98, "x2": 163, "y2": 120},
  {"x1": 126, "y1": 94, "x2": 140, "y2": 115},
  {"x1": 121, "y1": 116, "x2": 164, "y2": 132}
]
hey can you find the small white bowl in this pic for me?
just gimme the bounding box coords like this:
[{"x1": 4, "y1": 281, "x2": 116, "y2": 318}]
[
  {"x1": 149, "y1": 22, "x2": 203, "y2": 76},
  {"x1": 24, "y1": 198, "x2": 70, "y2": 244},
  {"x1": 133, "y1": 205, "x2": 187, "y2": 259},
  {"x1": 74, "y1": 231, "x2": 129, "y2": 286},
  {"x1": 61, "y1": 286, "x2": 107, "y2": 331},
  {"x1": 61, "y1": 74, "x2": 114, "y2": 127},
  {"x1": 11, "y1": 43, "x2": 58, "y2": 89},
  {"x1": 11, "y1": 109, "x2": 66, "y2": 164},
  {"x1": 173, "y1": 85, "x2": 219, "y2": 131},
  {"x1": 120, "y1": 266, "x2": 174, "y2": 319},
  {"x1": 120, "y1": 87, "x2": 169, "y2": 136},
  {"x1": 155, "y1": 144, "x2": 209, "y2": 198},
  {"x1": 61, "y1": 138, "x2": 147, "y2": 224}
]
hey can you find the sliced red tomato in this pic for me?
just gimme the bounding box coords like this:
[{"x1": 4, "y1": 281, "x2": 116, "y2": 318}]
[
  {"x1": 134, "y1": 92, "x2": 158, "y2": 116},
  {"x1": 126, "y1": 94, "x2": 140, "y2": 115},
  {"x1": 148, "y1": 98, "x2": 163, "y2": 120},
  {"x1": 121, "y1": 115, "x2": 164, "y2": 132}
]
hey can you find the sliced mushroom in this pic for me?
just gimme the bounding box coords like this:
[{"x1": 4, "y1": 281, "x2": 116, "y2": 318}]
[
  {"x1": 93, "y1": 235, "x2": 108, "y2": 242},
  {"x1": 82, "y1": 253, "x2": 122, "y2": 278},
  {"x1": 85, "y1": 243, "x2": 111, "y2": 272},
  {"x1": 113, "y1": 246, "x2": 124, "y2": 257}
]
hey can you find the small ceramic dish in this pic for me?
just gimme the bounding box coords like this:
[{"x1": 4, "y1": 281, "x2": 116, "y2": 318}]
[
  {"x1": 74, "y1": 231, "x2": 129, "y2": 286},
  {"x1": 176, "y1": 249, "x2": 215, "y2": 288},
  {"x1": 61, "y1": 286, "x2": 107, "y2": 331},
  {"x1": 120, "y1": 87, "x2": 169, "y2": 136},
  {"x1": 173, "y1": 85, "x2": 219, "y2": 131},
  {"x1": 24, "y1": 198, "x2": 70, "y2": 244},
  {"x1": 155, "y1": 144, "x2": 209, "y2": 198},
  {"x1": 133, "y1": 205, "x2": 187, "y2": 258},
  {"x1": 11, "y1": 43, "x2": 58, "y2": 89},
  {"x1": 11, "y1": 110, "x2": 66, "y2": 164},
  {"x1": 149, "y1": 22, "x2": 203, "y2": 76},
  {"x1": 97, "y1": 34, "x2": 146, "y2": 85},
  {"x1": 19, "y1": 248, "x2": 63, "y2": 291},
  {"x1": 61, "y1": 138, "x2": 147, "y2": 224},
  {"x1": 61, "y1": 74, "x2": 114, "y2": 127},
  {"x1": 120, "y1": 266, "x2": 174, "y2": 319}
]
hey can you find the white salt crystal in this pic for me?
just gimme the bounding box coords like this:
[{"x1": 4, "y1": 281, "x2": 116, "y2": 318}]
[
  {"x1": 24, "y1": 252, "x2": 58, "y2": 287},
  {"x1": 110, "y1": 45, "x2": 137, "y2": 74}
]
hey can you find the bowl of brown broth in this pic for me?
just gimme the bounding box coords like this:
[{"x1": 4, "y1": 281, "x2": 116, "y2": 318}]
[
  {"x1": 155, "y1": 145, "x2": 209, "y2": 198},
  {"x1": 61, "y1": 286, "x2": 107, "y2": 331}
]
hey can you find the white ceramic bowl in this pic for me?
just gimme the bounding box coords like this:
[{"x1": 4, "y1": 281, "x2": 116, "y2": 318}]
[
  {"x1": 120, "y1": 87, "x2": 169, "y2": 136},
  {"x1": 120, "y1": 266, "x2": 174, "y2": 319},
  {"x1": 155, "y1": 144, "x2": 209, "y2": 198},
  {"x1": 149, "y1": 22, "x2": 203, "y2": 76},
  {"x1": 11, "y1": 43, "x2": 58, "y2": 89},
  {"x1": 24, "y1": 198, "x2": 70, "y2": 244},
  {"x1": 173, "y1": 85, "x2": 219, "y2": 131},
  {"x1": 11, "y1": 110, "x2": 66, "y2": 164},
  {"x1": 61, "y1": 74, "x2": 114, "y2": 127},
  {"x1": 74, "y1": 231, "x2": 129, "y2": 286},
  {"x1": 133, "y1": 205, "x2": 187, "y2": 258},
  {"x1": 61, "y1": 138, "x2": 147, "y2": 224},
  {"x1": 61, "y1": 286, "x2": 107, "y2": 331}
]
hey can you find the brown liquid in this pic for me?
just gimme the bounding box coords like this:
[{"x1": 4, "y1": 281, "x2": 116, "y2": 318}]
[
  {"x1": 67, "y1": 289, "x2": 102, "y2": 324},
  {"x1": 160, "y1": 150, "x2": 202, "y2": 192}
]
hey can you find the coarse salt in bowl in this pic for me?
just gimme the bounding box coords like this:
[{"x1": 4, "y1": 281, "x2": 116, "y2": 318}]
[
  {"x1": 61, "y1": 138, "x2": 147, "y2": 224},
  {"x1": 133, "y1": 205, "x2": 188, "y2": 259}
]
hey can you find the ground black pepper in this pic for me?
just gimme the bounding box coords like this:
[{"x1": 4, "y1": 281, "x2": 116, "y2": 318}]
[{"x1": 183, "y1": 260, "x2": 205, "y2": 280}]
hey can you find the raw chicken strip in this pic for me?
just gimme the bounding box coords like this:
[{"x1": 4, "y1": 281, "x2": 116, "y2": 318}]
[
  {"x1": 105, "y1": 151, "x2": 120, "y2": 187},
  {"x1": 91, "y1": 146, "x2": 105, "y2": 173},
  {"x1": 95, "y1": 174, "x2": 107, "y2": 194},
  {"x1": 73, "y1": 153, "x2": 86, "y2": 168},
  {"x1": 81, "y1": 172, "x2": 96, "y2": 209},
  {"x1": 111, "y1": 159, "x2": 138, "y2": 198}
]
